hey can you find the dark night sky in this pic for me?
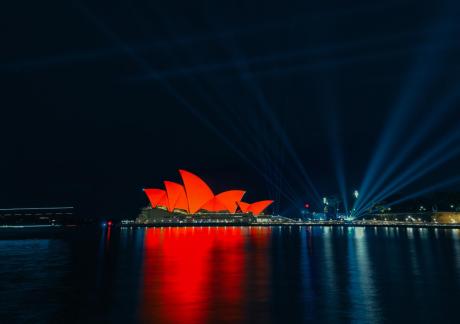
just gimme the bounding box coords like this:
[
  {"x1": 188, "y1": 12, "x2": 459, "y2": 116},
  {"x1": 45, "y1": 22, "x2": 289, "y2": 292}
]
[{"x1": 1, "y1": 0, "x2": 459, "y2": 218}]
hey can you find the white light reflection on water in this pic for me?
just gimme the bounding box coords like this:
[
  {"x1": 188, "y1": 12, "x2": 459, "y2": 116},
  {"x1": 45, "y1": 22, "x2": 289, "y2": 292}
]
[
  {"x1": 321, "y1": 226, "x2": 340, "y2": 322},
  {"x1": 451, "y1": 229, "x2": 460, "y2": 276},
  {"x1": 347, "y1": 227, "x2": 381, "y2": 323},
  {"x1": 407, "y1": 227, "x2": 421, "y2": 278},
  {"x1": 299, "y1": 227, "x2": 314, "y2": 321}
]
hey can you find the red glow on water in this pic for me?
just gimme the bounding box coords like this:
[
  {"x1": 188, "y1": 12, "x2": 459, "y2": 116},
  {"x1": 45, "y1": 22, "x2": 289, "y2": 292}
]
[
  {"x1": 141, "y1": 227, "x2": 271, "y2": 323},
  {"x1": 104, "y1": 221, "x2": 113, "y2": 247}
]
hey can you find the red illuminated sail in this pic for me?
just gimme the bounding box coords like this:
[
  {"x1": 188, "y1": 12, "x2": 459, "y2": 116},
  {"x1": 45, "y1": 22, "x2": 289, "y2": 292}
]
[
  {"x1": 237, "y1": 201, "x2": 250, "y2": 213},
  {"x1": 175, "y1": 188, "x2": 189, "y2": 212},
  {"x1": 179, "y1": 169, "x2": 215, "y2": 214},
  {"x1": 248, "y1": 200, "x2": 273, "y2": 216},
  {"x1": 144, "y1": 189, "x2": 167, "y2": 208},
  {"x1": 215, "y1": 190, "x2": 246, "y2": 213},
  {"x1": 157, "y1": 193, "x2": 169, "y2": 208},
  {"x1": 164, "y1": 181, "x2": 189, "y2": 213},
  {"x1": 200, "y1": 197, "x2": 229, "y2": 212}
]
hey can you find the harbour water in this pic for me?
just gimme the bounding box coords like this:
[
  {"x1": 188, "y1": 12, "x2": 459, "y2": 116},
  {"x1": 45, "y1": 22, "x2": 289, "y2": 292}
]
[{"x1": 1, "y1": 226, "x2": 459, "y2": 323}]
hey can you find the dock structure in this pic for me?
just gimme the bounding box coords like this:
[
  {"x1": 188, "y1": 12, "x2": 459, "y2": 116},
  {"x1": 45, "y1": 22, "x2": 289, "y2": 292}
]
[{"x1": 0, "y1": 207, "x2": 76, "y2": 225}]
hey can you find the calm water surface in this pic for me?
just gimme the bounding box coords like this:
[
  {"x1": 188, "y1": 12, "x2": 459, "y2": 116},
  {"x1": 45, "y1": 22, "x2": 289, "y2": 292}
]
[{"x1": 1, "y1": 226, "x2": 460, "y2": 323}]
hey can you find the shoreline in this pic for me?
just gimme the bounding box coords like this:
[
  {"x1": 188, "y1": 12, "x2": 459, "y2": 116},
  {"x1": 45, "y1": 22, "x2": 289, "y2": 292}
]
[{"x1": 121, "y1": 222, "x2": 460, "y2": 229}]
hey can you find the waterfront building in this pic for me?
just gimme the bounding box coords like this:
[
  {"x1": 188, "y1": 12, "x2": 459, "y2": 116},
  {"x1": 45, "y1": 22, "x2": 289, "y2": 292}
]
[{"x1": 138, "y1": 170, "x2": 274, "y2": 224}]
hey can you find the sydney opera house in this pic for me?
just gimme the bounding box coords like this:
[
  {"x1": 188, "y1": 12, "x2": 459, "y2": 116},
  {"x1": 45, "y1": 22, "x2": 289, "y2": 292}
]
[{"x1": 136, "y1": 169, "x2": 274, "y2": 224}]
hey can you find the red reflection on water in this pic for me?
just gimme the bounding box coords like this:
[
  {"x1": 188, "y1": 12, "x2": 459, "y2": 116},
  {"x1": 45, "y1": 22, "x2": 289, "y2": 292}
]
[
  {"x1": 247, "y1": 227, "x2": 271, "y2": 309},
  {"x1": 141, "y1": 227, "x2": 270, "y2": 324},
  {"x1": 106, "y1": 226, "x2": 111, "y2": 244}
]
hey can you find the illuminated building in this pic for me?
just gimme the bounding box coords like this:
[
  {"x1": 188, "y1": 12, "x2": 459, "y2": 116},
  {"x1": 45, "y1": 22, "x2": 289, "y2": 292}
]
[{"x1": 139, "y1": 170, "x2": 274, "y2": 224}]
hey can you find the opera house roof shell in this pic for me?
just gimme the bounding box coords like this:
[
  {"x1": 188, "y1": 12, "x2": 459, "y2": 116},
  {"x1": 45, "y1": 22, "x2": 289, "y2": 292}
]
[{"x1": 143, "y1": 169, "x2": 273, "y2": 216}]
